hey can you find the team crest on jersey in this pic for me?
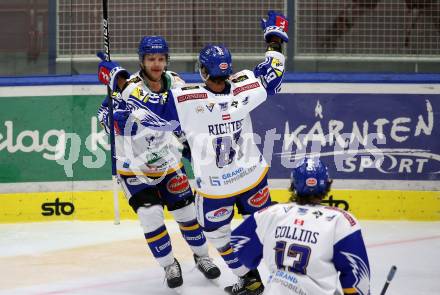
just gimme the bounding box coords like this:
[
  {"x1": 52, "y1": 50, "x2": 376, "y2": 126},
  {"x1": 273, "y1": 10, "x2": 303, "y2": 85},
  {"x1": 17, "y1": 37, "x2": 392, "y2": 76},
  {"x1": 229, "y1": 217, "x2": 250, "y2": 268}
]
[
  {"x1": 205, "y1": 206, "x2": 233, "y2": 222},
  {"x1": 231, "y1": 100, "x2": 239, "y2": 108},
  {"x1": 248, "y1": 186, "x2": 270, "y2": 207},
  {"x1": 206, "y1": 102, "x2": 215, "y2": 112},
  {"x1": 166, "y1": 175, "x2": 190, "y2": 194}
]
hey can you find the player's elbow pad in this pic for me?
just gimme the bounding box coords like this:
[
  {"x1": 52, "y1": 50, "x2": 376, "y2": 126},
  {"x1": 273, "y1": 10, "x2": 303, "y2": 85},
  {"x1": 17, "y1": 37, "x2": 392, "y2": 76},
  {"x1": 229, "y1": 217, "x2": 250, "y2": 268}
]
[{"x1": 254, "y1": 51, "x2": 285, "y2": 95}]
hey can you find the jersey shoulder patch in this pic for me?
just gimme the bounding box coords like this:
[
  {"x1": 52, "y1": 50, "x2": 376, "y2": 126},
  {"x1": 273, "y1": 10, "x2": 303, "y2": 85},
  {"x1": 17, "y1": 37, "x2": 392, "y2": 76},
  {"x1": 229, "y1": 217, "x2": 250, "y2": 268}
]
[
  {"x1": 181, "y1": 85, "x2": 200, "y2": 91},
  {"x1": 128, "y1": 76, "x2": 142, "y2": 84}
]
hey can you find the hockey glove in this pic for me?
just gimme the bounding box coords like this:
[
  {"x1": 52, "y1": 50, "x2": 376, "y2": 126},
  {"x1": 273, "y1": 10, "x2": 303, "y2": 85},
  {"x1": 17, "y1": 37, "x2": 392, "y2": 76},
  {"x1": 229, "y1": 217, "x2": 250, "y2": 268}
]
[
  {"x1": 261, "y1": 10, "x2": 289, "y2": 43},
  {"x1": 112, "y1": 109, "x2": 138, "y2": 136},
  {"x1": 97, "y1": 52, "x2": 130, "y2": 92}
]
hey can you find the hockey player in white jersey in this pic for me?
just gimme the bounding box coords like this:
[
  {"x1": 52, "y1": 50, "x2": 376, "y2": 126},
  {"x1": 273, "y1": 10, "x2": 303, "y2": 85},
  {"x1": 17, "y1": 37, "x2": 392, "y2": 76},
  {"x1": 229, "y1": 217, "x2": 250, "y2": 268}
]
[
  {"x1": 230, "y1": 157, "x2": 371, "y2": 295},
  {"x1": 97, "y1": 36, "x2": 220, "y2": 289},
  {"x1": 97, "y1": 11, "x2": 289, "y2": 294}
]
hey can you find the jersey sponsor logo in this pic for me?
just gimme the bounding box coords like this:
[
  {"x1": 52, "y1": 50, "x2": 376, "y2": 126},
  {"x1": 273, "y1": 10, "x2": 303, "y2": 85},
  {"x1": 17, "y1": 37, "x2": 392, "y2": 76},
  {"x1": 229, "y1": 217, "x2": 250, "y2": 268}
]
[
  {"x1": 219, "y1": 102, "x2": 228, "y2": 111},
  {"x1": 177, "y1": 92, "x2": 208, "y2": 103},
  {"x1": 233, "y1": 82, "x2": 260, "y2": 96},
  {"x1": 231, "y1": 74, "x2": 249, "y2": 83},
  {"x1": 248, "y1": 186, "x2": 270, "y2": 207},
  {"x1": 222, "y1": 165, "x2": 257, "y2": 186},
  {"x1": 166, "y1": 174, "x2": 190, "y2": 194},
  {"x1": 206, "y1": 103, "x2": 215, "y2": 112},
  {"x1": 195, "y1": 105, "x2": 205, "y2": 113},
  {"x1": 325, "y1": 206, "x2": 357, "y2": 226},
  {"x1": 305, "y1": 177, "x2": 317, "y2": 186},
  {"x1": 231, "y1": 100, "x2": 239, "y2": 108},
  {"x1": 181, "y1": 85, "x2": 200, "y2": 91},
  {"x1": 222, "y1": 114, "x2": 231, "y2": 120},
  {"x1": 242, "y1": 96, "x2": 249, "y2": 105},
  {"x1": 209, "y1": 176, "x2": 221, "y2": 186},
  {"x1": 126, "y1": 177, "x2": 143, "y2": 186},
  {"x1": 205, "y1": 206, "x2": 233, "y2": 222},
  {"x1": 219, "y1": 62, "x2": 229, "y2": 70}
]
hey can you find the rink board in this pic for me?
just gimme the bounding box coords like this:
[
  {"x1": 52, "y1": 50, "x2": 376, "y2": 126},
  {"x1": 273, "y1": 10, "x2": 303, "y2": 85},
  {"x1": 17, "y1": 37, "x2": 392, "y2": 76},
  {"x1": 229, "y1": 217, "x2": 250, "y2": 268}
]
[
  {"x1": 0, "y1": 189, "x2": 439, "y2": 223},
  {"x1": 0, "y1": 75, "x2": 439, "y2": 222}
]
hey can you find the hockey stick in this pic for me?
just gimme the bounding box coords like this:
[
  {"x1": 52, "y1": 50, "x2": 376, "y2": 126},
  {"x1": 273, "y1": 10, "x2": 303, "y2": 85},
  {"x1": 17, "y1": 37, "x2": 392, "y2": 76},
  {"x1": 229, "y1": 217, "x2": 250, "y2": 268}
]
[
  {"x1": 380, "y1": 265, "x2": 397, "y2": 295},
  {"x1": 102, "y1": 0, "x2": 120, "y2": 225}
]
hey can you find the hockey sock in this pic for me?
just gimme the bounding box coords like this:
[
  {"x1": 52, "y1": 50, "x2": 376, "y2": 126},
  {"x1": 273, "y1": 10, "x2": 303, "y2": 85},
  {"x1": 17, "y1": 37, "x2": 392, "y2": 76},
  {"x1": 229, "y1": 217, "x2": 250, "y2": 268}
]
[
  {"x1": 144, "y1": 224, "x2": 174, "y2": 266},
  {"x1": 218, "y1": 244, "x2": 249, "y2": 276},
  {"x1": 178, "y1": 219, "x2": 208, "y2": 256}
]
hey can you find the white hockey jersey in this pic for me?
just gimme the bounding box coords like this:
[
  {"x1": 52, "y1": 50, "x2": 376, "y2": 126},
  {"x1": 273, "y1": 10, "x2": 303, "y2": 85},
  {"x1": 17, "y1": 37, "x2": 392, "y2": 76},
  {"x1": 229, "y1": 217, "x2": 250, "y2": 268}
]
[
  {"x1": 97, "y1": 70, "x2": 185, "y2": 176},
  {"x1": 169, "y1": 70, "x2": 269, "y2": 198},
  {"x1": 231, "y1": 203, "x2": 370, "y2": 295}
]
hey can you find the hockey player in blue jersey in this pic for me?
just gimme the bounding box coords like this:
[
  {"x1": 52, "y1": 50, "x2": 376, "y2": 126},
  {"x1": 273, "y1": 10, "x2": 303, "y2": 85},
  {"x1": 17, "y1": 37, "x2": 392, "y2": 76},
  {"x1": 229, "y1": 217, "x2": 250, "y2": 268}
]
[
  {"x1": 230, "y1": 157, "x2": 371, "y2": 295},
  {"x1": 97, "y1": 11, "x2": 289, "y2": 295},
  {"x1": 97, "y1": 36, "x2": 220, "y2": 289}
]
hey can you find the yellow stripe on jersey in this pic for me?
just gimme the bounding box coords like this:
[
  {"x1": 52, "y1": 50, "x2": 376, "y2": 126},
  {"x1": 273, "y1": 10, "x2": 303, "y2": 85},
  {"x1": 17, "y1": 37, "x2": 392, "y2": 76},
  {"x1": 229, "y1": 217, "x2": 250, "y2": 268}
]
[
  {"x1": 343, "y1": 287, "x2": 358, "y2": 294},
  {"x1": 117, "y1": 162, "x2": 183, "y2": 177},
  {"x1": 195, "y1": 166, "x2": 269, "y2": 199},
  {"x1": 145, "y1": 229, "x2": 168, "y2": 243},
  {"x1": 179, "y1": 223, "x2": 200, "y2": 231},
  {"x1": 220, "y1": 247, "x2": 233, "y2": 256}
]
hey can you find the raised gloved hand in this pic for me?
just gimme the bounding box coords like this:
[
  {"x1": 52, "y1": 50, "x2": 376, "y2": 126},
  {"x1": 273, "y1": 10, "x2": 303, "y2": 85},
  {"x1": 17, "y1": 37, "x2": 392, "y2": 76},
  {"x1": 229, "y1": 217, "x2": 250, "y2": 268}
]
[
  {"x1": 261, "y1": 10, "x2": 289, "y2": 43},
  {"x1": 254, "y1": 51, "x2": 285, "y2": 95},
  {"x1": 97, "y1": 52, "x2": 130, "y2": 92}
]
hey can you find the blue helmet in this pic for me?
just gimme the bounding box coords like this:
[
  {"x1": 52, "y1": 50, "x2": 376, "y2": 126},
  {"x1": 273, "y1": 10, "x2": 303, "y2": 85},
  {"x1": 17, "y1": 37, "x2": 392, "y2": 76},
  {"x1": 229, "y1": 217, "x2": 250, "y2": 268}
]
[
  {"x1": 290, "y1": 157, "x2": 331, "y2": 197},
  {"x1": 199, "y1": 44, "x2": 233, "y2": 78},
  {"x1": 138, "y1": 36, "x2": 169, "y2": 60}
]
